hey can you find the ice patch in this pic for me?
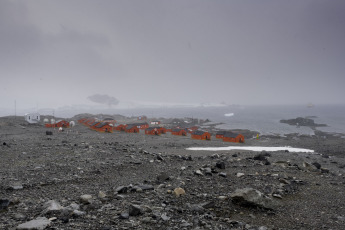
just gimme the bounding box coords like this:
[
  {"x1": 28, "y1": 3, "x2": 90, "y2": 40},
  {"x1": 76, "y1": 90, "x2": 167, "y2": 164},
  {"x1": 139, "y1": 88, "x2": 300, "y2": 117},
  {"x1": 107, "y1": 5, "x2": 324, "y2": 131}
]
[
  {"x1": 224, "y1": 113, "x2": 234, "y2": 117},
  {"x1": 186, "y1": 146, "x2": 314, "y2": 153}
]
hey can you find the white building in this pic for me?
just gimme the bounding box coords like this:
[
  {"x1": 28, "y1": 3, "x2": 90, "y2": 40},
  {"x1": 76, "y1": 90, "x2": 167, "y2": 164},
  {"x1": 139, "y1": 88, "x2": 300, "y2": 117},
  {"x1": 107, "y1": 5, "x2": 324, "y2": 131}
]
[{"x1": 25, "y1": 113, "x2": 40, "y2": 124}]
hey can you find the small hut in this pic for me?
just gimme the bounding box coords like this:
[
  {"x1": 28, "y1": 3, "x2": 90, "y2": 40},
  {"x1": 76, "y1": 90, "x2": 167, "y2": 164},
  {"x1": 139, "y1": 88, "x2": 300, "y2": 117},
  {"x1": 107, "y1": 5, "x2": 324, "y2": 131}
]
[{"x1": 25, "y1": 113, "x2": 40, "y2": 124}]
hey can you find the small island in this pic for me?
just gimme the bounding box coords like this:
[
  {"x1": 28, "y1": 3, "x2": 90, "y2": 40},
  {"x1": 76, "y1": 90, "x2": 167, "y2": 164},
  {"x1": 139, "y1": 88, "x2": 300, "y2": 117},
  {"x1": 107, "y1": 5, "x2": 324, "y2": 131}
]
[{"x1": 280, "y1": 117, "x2": 327, "y2": 128}]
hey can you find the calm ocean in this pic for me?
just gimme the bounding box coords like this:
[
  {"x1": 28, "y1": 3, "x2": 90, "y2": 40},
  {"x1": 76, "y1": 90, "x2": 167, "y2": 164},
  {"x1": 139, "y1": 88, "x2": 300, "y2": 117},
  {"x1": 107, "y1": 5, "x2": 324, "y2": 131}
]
[{"x1": 116, "y1": 105, "x2": 345, "y2": 136}]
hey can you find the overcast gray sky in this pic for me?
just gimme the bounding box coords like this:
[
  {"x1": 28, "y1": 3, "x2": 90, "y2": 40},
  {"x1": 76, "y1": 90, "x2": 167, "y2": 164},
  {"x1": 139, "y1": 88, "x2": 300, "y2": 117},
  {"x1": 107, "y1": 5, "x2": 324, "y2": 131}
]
[{"x1": 1, "y1": 0, "x2": 345, "y2": 110}]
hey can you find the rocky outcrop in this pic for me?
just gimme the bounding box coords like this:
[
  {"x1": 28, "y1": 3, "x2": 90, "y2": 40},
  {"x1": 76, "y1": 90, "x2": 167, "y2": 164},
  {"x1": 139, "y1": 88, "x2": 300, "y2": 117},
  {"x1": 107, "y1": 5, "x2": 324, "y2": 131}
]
[{"x1": 280, "y1": 117, "x2": 327, "y2": 127}]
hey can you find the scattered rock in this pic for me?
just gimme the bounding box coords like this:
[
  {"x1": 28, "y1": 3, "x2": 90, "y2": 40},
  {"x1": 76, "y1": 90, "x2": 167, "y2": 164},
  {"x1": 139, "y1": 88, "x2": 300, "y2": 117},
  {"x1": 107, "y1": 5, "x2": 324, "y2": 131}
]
[
  {"x1": 230, "y1": 188, "x2": 276, "y2": 210},
  {"x1": 115, "y1": 186, "x2": 128, "y2": 194},
  {"x1": 219, "y1": 172, "x2": 227, "y2": 177},
  {"x1": 0, "y1": 199, "x2": 10, "y2": 211},
  {"x1": 216, "y1": 161, "x2": 226, "y2": 169},
  {"x1": 119, "y1": 212, "x2": 129, "y2": 219},
  {"x1": 80, "y1": 194, "x2": 93, "y2": 204},
  {"x1": 16, "y1": 217, "x2": 51, "y2": 230},
  {"x1": 195, "y1": 170, "x2": 203, "y2": 176},
  {"x1": 157, "y1": 172, "x2": 170, "y2": 182},
  {"x1": 173, "y1": 187, "x2": 186, "y2": 197},
  {"x1": 128, "y1": 204, "x2": 143, "y2": 216},
  {"x1": 312, "y1": 162, "x2": 321, "y2": 169},
  {"x1": 42, "y1": 200, "x2": 64, "y2": 215},
  {"x1": 236, "y1": 173, "x2": 245, "y2": 178}
]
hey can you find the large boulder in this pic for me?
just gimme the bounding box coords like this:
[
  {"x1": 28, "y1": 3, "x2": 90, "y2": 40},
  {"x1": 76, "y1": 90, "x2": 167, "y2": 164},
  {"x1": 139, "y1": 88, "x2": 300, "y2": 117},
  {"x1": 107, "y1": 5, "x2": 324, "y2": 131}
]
[{"x1": 230, "y1": 188, "x2": 276, "y2": 210}]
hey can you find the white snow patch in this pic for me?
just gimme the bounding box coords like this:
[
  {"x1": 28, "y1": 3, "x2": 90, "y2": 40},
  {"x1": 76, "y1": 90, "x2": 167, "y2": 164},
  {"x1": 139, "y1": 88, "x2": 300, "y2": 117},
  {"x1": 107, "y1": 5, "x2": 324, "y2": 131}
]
[
  {"x1": 224, "y1": 113, "x2": 234, "y2": 117},
  {"x1": 186, "y1": 146, "x2": 314, "y2": 153}
]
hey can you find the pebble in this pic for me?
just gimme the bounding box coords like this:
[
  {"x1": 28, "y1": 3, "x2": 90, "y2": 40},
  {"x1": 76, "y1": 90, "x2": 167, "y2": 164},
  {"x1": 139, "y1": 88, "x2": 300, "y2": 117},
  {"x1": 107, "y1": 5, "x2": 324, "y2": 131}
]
[
  {"x1": 80, "y1": 194, "x2": 93, "y2": 204},
  {"x1": 195, "y1": 170, "x2": 203, "y2": 176},
  {"x1": 219, "y1": 172, "x2": 227, "y2": 177},
  {"x1": 173, "y1": 187, "x2": 186, "y2": 197},
  {"x1": 236, "y1": 173, "x2": 245, "y2": 177}
]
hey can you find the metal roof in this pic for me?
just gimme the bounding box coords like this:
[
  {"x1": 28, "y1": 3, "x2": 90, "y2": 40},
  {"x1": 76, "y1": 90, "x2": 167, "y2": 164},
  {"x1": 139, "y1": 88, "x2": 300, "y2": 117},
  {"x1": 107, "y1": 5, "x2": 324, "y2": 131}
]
[
  {"x1": 224, "y1": 132, "x2": 239, "y2": 138},
  {"x1": 95, "y1": 122, "x2": 109, "y2": 128},
  {"x1": 192, "y1": 130, "x2": 208, "y2": 135}
]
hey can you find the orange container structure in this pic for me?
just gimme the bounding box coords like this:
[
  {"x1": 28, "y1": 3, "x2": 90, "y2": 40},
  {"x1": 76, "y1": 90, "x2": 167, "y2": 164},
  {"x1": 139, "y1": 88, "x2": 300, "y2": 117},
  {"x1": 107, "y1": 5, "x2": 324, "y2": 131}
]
[
  {"x1": 223, "y1": 132, "x2": 245, "y2": 143},
  {"x1": 171, "y1": 128, "x2": 187, "y2": 136},
  {"x1": 191, "y1": 131, "x2": 211, "y2": 140}
]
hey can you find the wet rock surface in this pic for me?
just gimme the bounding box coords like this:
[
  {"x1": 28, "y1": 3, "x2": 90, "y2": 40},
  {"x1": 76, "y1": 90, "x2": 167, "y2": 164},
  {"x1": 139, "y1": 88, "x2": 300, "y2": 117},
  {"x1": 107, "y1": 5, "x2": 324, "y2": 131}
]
[{"x1": 1, "y1": 116, "x2": 345, "y2": 229}]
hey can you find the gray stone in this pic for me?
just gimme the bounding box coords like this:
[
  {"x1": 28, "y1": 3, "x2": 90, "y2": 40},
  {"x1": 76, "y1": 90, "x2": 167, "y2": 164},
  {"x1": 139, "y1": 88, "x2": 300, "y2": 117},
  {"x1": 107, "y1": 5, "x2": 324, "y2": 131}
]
[
  {"x1": 129, "y1": 204, "x2": 142, "y2": 216},
  {"x1": 42, "y1": 200, "x2": 64, "y2": 215},
  {"x1": 216, "y1": 161, "x2": 226, "y2": 169},
  {"x1": 161, "y1": 213, "x2": 170, "y2": 221},
  {"x1": 80, "y1": 194, "x2": 92, "y2": 204},
  {"x1": 195, "y1": 170, "x2": 203, "y2": 176},
  {"x1": 230, "y1": 188, "x2": 276, "y2": 210},
  {"x1": 0, "y1": 199, "x2": 10, "y2": 211},
  {"x1": 312, "y1": 162, "x2": 321, "y2": 169},
  {"x1": 236, "y1": 173, "x2": 245, "y2": 177},
  {"x1": 136, "y1": 184, "x2": 154, "y2": 191},
  {"x1": 219, "y1": 172, "x2": 227, "y2": 177},
  {"x1": 204, "y1": 167, "x2": 212, "y2": 176},
  {"x1": 115, "y1": 186, "x2": 128, "y2": 194},
  {"x1": 119, "y1": 212, "x2": 129, "y2": 219},
  {"x1": 157, "y1": 172, "x2": 170, "y2": 182},
  {"x1": 16, "y1": 217, "x2": 51, "y2": 230},
  {"x1": 187, "y1": 204, "x2": 204, "y2": 214},
  {"x1": 72, "y1": 210, "x2": 85, "y2": 217}
]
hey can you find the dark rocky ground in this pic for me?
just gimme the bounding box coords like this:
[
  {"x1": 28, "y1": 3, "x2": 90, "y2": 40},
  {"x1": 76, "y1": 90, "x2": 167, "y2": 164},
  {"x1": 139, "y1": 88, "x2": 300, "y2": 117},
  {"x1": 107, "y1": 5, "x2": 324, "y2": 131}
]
[{"x1": 1, "y1": 116, "x2": 345, "y2": 230}]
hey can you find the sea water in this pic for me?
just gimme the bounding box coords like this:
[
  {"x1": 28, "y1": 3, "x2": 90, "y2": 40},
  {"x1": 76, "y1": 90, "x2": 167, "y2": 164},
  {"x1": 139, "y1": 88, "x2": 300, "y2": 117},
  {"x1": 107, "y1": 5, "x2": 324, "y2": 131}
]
[{"x1": 116, "y1": 104, "x2": 345, "y2": 136}]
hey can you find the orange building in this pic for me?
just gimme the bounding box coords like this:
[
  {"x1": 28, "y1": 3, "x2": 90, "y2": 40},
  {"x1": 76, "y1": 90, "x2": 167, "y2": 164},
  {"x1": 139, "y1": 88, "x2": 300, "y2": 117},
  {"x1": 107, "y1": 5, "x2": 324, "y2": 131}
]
[
  {"x1": 191, "y1": 131, "x2": 211, "y2": 140},
  {"x1": 114, "y1": 124, "x2": 127, "y2": 131},
  {"x1": 45, "y1": 120, "x2": 70, "y2": 128},
  {"x1": 125, "y1": 125, "x2": 140, "y2": 133},
  {"x1": 223, "y1": 132, "x2": 245, "y2": 143},
  {"x1": 216, "y1": 130, "x2": 227, "y2": 139},
  {"x1": 94, "y1": 122, "x2": 113, "y2": 133},
  {"x1": 171, "y1": 128, "x2": 187, "y2": 136}
]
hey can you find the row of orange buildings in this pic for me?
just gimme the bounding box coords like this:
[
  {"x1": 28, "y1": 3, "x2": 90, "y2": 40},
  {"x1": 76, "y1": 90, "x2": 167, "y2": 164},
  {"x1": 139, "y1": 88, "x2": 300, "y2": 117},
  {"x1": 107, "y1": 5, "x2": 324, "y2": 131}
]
[
  {"x1": 45, "y1": 120, "x2": 70, "y2": 128},
  {"x1": 76, "y1": 118, "x2": 245, "y2": 143}
]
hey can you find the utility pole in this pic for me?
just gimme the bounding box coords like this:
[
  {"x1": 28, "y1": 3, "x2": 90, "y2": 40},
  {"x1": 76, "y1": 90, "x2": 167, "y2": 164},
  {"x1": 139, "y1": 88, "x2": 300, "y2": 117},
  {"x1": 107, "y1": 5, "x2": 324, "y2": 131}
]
[{"x1": 14, "y1": 100, "x2": 16, "y2": 119}]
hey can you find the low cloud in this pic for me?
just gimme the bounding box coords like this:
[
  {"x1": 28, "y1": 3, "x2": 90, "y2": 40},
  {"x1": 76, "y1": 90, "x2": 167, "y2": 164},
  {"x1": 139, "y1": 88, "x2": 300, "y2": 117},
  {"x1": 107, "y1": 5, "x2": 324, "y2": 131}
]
[{"x1": 87, "y1": 94, "x2": 119, "y2": 107}]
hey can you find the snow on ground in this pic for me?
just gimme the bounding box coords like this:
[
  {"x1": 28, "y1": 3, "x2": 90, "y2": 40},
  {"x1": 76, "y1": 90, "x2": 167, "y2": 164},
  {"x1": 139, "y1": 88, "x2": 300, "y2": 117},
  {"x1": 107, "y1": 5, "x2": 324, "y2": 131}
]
[{"x1": 186, "y1": 146, "x2": 314, "y2": 153}]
